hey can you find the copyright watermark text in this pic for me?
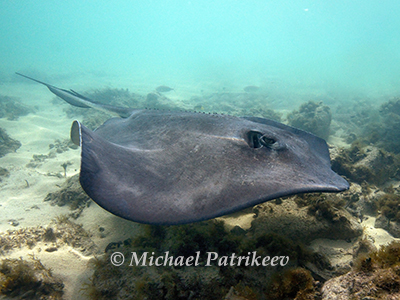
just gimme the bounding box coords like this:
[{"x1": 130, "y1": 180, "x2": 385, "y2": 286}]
[{"x1": 110, "y1": 251, "x2": 289, "y2": 267}]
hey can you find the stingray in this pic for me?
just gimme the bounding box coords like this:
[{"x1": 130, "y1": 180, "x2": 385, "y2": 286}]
[{"x1": 16, "y1": 72, "x2": 349, "y2": 225}]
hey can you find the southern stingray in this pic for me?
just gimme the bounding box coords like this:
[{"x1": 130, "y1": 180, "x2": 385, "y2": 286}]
[{"x1": 16, "y1": 73, "x2": 349, "y2": 225}]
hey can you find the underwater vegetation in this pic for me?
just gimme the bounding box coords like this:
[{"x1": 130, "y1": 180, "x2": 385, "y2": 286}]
[
  {"x1": 84, "y1": 219, "x2": 335, "y2": 300},
  {"x1": 368, "y1": 240, "x2": 400, "y2": 270},
  {"x1": 287, "y1": 101, "x2": 331, "y2": 139},
  {"x1": 0, "y1": 166, "x2": 10, "y2": 182},
  {"x1": 375, "y1": 193, "x2": 400, "y2": 223},
  {"x1": 251, "y1": 195, "x2": 362, "y2": 244},
  {"x1": 26, "y1": 138, "x2": 77, "y2": 171},
  {"x1": 323, "y1": 241, "x2": 400, "y2": 299},
  {"x1": 372, "y1": 192, "x2": 400, "y2": 238},
  {"x1": 305, "y1": 195, "x2": 346, "y2": 222},
  {"x1": 341, "y1": 97, "x2": 400, "y2": 155},
  {"x1": 334, "y1": 98, "x2": 379, "y2": 144},
  {"x1": 61, "y1": 87, "x2": 145, "y2": 130},
  {"x1": 331, "y1": 141, "x2": 400, "y2": 186},
  {"x1": 267, "y1": 267, "x2": 316, "y2": 300},
  {"x1": 294, "y1": 192, "x2": 346, "y2": 216},
  {"x1": 0, "y1": 216, "x2": 98, "y2": 256},
  {"x1": 145, "y1": 92, "x2": 182, "y2": 111},
  {"x1": 0, "y1": 94, "x2": 32, "y2": 120},
  {"x1": 191, "y1": 92, "x2": 281, "y2": 121},
  {"x1": 48, "y1": 138, "x2": 79, "y2": 153},
  {"x1": 0, "y1": 127, "x2": 21, "y2": 158},
  {"x1": 44, "y1": 174, "x2": 91, "y2": 218},
  {"x1": 86, "y1": 87, "x2": 142, "y2": 108},
  {"x1": 374, "y1": 97, "x2": 400, "y2": 154},
  {"x1": 330, "y1": 141, "x2": 400, "y2": 238},
  {"x1": 240, "y1": 107, "x2": 282, "y2": 122},
  {"x1": 0, "y1": 255, "x2": 64, "y2": 299}
]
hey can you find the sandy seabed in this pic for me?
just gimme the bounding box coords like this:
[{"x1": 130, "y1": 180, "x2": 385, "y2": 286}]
[
  {"x1": 0, "y1": 81, "x2": 145, "y2": 299},
  {"x1": 0, "y1": 79, "x2": 398, "y2": 299}
]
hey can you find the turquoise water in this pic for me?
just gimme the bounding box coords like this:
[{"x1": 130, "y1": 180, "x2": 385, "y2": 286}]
[{"x1": 2, "y1": 0, "x2": 400, "y2": 100}]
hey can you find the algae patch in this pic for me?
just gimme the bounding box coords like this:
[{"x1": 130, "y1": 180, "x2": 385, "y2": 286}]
[
  {"x1": 44, "y1": 174, "x2": 91, "y2": 218},
  {"x1": 0, "y1": 94, "x2": 32, "y2": 120},
  {"x1": 323, "y1": 241, "x2": 400, "y2": 299},
  {"x1": 287, "y1": 101, "x2": 331, "y2": 139},
  {"x1": 0, "y1": 216, "x2": 98, "y2": 256},
  {"x1": 84, "y1": 220, "x2": 331, "y2": 300},
  {"x1": 0, "y1": 255, "x2": 64, "y2": 299},
  {"x1": 0, "y1": 127, "x2": 21, "y2": 158}
]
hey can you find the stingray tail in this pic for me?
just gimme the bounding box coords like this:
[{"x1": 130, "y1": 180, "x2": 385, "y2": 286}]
[
  {"x1": 15, "y1": 72, "x2": 134, "y2": 118},
  {"x1": 16, "y1": 72, "x2": 54, "y2": 87}
]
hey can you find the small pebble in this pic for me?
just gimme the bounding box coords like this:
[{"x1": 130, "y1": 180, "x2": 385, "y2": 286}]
[
  {"x1": 45, "y1": 247, "x2": 58, "y2": 252},
  {"x1": 8, "y1": 219, "x2": 19, "y2": 226}
]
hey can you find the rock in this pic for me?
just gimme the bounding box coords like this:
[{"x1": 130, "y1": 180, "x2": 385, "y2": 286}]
[
  {"x1": 321, "y1": 268, "x2": 400, "y2": 300},
  {"x1": 224, "y1": 286, "x2": 250, "y2": 300},
  {"x1": 321, "y1": 241, "x2": 400, "y2": 299},
  {"x1": 251, "y1": 197, "x2": 363, "y2": 244},
  {"x1": 339, "y1": 182, "x2": 384, "y2": 221},
  {"x1": 309, "y1": 239, "x2": 354, "y2": 275},
  {"x1": 146, "y1": 92, "x2": 160, "y2": 106},
  {"x1": 375, "y1": 214, "x2": 400, "y2": 238},
  {"x1": 287, "y1": 101, "x2": 331, "y2": 139},
  {"x1": 353, "y1": 238, "x2": 377, "y2": 257},
  {"x1": 7, "y1": 219, "x2": 19, "y2": 227},
  {"x1": 145, "y1": 92, "x2": 177, "y2": 110},
  {"x1": 308, "y1": 238, "x2": 377, "y2": 280},
  {"x1": 331, "y1": 144, "x2": 400, "y2": 186}
]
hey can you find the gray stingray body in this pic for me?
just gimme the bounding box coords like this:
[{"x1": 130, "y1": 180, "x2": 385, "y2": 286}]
[{"x1": 17, "y1": 73, "x2": 349, "y2": 225}]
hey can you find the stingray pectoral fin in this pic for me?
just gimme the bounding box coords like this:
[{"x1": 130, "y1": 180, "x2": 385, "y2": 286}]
[{"x1": 75, "y1": 122, "x2": 161, "y2": 223}]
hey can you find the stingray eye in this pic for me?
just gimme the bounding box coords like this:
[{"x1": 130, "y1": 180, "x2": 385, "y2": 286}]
[
  {"x1": 260, "y1": 135, "x2": 276, "y2": 147},
  {"x1": 246, "y1": 131, "x2": 277, "y2": 149}
]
